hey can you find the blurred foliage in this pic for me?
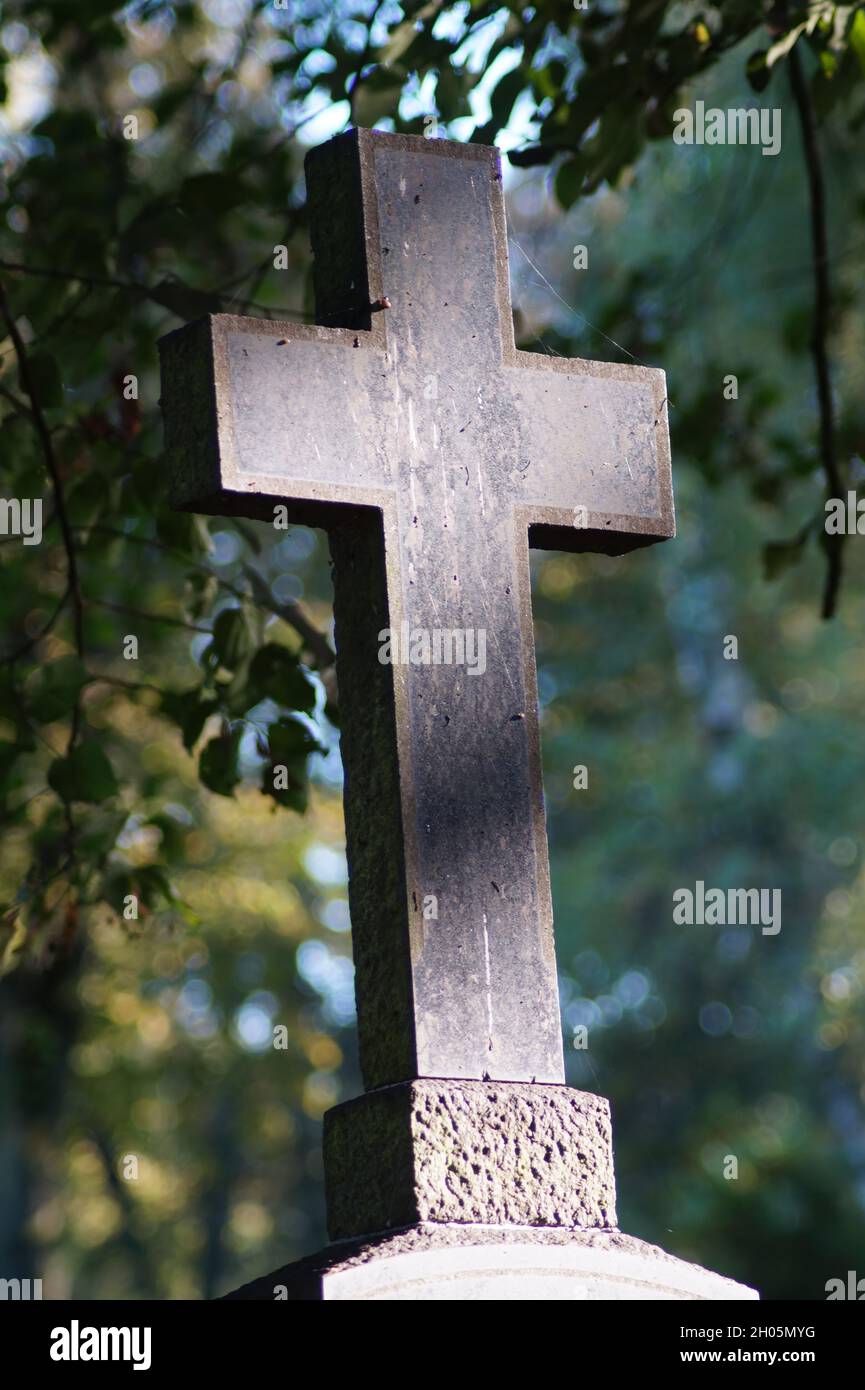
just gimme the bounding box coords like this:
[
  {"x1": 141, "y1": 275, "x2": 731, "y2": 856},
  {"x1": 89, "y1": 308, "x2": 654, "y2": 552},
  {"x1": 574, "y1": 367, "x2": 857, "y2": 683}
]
[{"x1": 0, "y1": 0, "x2": 864, "y2": 1299}]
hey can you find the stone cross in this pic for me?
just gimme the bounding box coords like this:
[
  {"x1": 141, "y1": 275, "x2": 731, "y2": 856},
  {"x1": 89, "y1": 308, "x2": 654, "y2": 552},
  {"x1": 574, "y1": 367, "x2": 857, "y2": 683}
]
[{"x1": 160, "y1": 128, "x2": 675, "y2": 1250}]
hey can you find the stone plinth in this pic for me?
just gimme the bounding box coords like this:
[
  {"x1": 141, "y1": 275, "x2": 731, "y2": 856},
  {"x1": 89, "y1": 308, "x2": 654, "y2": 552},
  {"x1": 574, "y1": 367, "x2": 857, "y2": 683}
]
[
  {"x1": 222, "y1": 1078, "x2": 759, "y2": 1300},
  {"x1": 323, "y1": 1080, "x2": 616, "y2": 1240},
  {"x1": 224, "y1": 1225, "x2": 759, "y2": 1301}
]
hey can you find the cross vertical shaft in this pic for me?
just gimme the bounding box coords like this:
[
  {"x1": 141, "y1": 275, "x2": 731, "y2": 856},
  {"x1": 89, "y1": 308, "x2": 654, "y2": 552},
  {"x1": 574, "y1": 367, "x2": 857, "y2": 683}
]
[{"x1": 305, "y1": 134, "x2": 565, "y2": 1089}]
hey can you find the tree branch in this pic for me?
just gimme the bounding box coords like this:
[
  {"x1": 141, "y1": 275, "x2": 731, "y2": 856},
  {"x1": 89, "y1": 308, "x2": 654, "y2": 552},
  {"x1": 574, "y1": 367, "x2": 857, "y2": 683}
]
[
  {"x1": 0, "y1": 259, "x2": 311, "y2": 322},
  {"x1": 80, "y1": 524, "x2": 336, "y2": 670},
  {"x1": 0, "y1": 280, "x2": 85, "y2": 742},
  {"x1": 88, "y1": 597, "x2": 211, "y2": 634},
  {"x1": 241, "y1": 563, "x2": 335, "y2": 671},
  {"x1": 85, "y1": 1126, "x2": 159, "y2": 1298},
  {"x1": 788, "y1": 42, "x2": 843, "y2": 619},
  {"x1": 0, "y1": 259, "x2": 128, "y2": 290}
]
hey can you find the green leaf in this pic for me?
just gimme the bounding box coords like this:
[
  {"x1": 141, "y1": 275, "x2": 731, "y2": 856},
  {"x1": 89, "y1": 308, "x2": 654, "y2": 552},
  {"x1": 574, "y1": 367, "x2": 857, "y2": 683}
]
[
  {"x1": 32, "y1": 110, "x2": 102, "y2": 148},
  {"x1": 145, "y1": 811, "x2": 189, "y2": 858},
  {"x1": 48, "y1": 740, "x2": 118, "y2": 803},
  {"x1": 199, "y1": 728, "x2": 243, "y2": 797},
  {"x1": 66, "y1": 470, "x2": 111, "y2": 531},
  {"x1": 818, "y1": 47, "x2": 838, "y2": 79},
  {"x1": 1, "y1": 415, "x2": 39, "y2": 477},
  {"x1": 763, "y1": 533, "x2": 808, "y2": 581},
  {"x1": 472, "y1": 65, "x2": 528, "y2": 144},
  {"x1": 211, "y1": 606, "x2": 256, "y2": 671},
  {"x1": 530, "y1": 60, "x2": 567, "y2": 104},
  {"x1": 850, "y1": 9, "x2": 865, "y2": 76},
  {"x1": 178, "y1": 173, "x2": 249, "y2": 217},
  {"x1": 579, "y1": 105, "x2": 642, "y2": 194},
  {"x1": 148, "y1": 278, "x2": 222, "y2": 321},
  {"x1": 128, "y1": 458, "x2": 167, "y2": 512},
  {"x1": 352, "y1": 66, "x2": 404, "y2": 127},
  {"x1": 0, "y1": 677, "x2": 35, "y2": 752},
  {"x1": 555, "y1": 156, "x2": 585, "y2": 209},
  {"x1": 812, "y1": 68, "x2": 840, "y2": 119},
  {"x1": 508, "y1": 144, "x2": 558, "y2": 168},
  {"x1": 435, "y1": 64, "x2": 472, "y2": 121},
  {"x1": 0, "y1": 740, "x2": 22, "y2": 790},
  {"x1": 29, "y1": 655, "x2": 88, "y2": 722},
  {"x1": 267, "y1": 716, "x2": 324, "y2": 762},
  {"x1": 261, "y1": 715, "x2": 325, "y2": 811},
  {"x1": 264, "y1": 765, "x2": 308, "y2": 813},
  {"x1": 76, "y1": 809, "x2": 129, "y2": 859},
  {"x1": 161, "y1": 688, "x2": 220, "y2": 752},
  {"x1": 247, "y1": 644, "x2": 317, "y2": 713},
  {"x1": 25, "y1": 352, "x2": 63, "y2": 408},
  {"x1": 120, "y1": 203, "x2": 191, "y2": 257},
  {"x1": 184, "y1": 571, "x2": 218, "y2": 622},
  {"x1": 746, "y1": 50, "x2": 772, "y2": 93},
  {"x1": 152, "y1": 82, "x2": 196, "y2": 125},
  {"x1": 154, "y1": 510, "x2": 212, "y2": 556},
  {"x1": 782, "y1": 305, "x2": 812, "y2": 355},
  {"x1": 135, "y1": 863, "x2": 176, "y2": 907},
  {"x1": 488, "y1": 64, "x2": 525, "y2": 127}
]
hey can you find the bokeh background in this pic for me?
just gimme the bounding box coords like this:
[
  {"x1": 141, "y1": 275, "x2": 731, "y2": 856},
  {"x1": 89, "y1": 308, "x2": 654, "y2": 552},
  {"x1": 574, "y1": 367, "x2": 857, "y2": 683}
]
[{"x1": 1, "y1": 0, "x2": 864, "y2": 1300}]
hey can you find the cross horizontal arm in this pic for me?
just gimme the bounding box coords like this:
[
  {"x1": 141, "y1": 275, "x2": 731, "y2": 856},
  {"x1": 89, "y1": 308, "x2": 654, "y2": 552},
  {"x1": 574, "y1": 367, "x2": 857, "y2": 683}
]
[
  {"x1": 507, "y1": 350, "x2": 673, "y2": 554},
  {"x1": 159, "y1": 315, "x2": 394, "y2": 529}
]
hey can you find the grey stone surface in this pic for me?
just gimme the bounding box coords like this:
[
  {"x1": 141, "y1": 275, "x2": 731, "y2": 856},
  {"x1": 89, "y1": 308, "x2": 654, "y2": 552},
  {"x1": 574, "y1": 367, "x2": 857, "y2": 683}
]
[
  {"x1": 159, "y1": 128, "x2": 674, "y2": 1091},
  {"x1": 224, "y1": 1224, "x2": 759, "y2": 1301},
  {"x1": 323, "y1": 1079, "x2": 616, "y2": 1240}
]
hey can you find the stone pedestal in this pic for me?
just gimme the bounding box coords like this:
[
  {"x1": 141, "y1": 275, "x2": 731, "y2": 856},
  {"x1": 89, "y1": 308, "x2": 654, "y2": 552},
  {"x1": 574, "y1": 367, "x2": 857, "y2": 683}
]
[
  {"x1": 224, "y1": 1225, "x2": 758, "y2": 1301},
  {"x1": 223, "y1": 1079, "x2": 758, "y2": 1301},
  {"x1": 324, "y1": 1080, "x2": 616, "y2": 1238}
]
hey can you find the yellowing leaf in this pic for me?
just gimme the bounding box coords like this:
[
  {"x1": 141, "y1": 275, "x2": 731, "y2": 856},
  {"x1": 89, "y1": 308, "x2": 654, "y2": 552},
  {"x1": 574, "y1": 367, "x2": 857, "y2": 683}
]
[{"x1": 850, "y1": 8, "x2": 865, "y2": 74}]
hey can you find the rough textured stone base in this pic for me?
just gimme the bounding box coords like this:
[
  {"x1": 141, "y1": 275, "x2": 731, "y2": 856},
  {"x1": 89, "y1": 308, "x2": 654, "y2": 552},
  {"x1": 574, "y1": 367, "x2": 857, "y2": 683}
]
[
  {"x1": 323, "y1": 1079, "x2": 615, "y2": 1240},
  {"x1": 223, "y1": 1225, "x2": 759, "y2": 1301}
]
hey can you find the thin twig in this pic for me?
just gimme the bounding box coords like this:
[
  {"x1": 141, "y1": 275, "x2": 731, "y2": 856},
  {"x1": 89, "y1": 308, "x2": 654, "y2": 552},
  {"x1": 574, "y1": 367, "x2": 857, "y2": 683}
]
[
  {"x1": 88, "y1": 597, "x2": 211, "y2": 634},
  {"x1": 0, "y1": 259, "x2": 310, "y2": 322},
  {"x1": 79, "y1": 524, "x2": 336, "y2": 669},
  {"x1": 2, "y1": 585, "x2": 70, "y2": 663},
  {"x1": 0, "y1": 259, "x2": 130, "y2": 290}
]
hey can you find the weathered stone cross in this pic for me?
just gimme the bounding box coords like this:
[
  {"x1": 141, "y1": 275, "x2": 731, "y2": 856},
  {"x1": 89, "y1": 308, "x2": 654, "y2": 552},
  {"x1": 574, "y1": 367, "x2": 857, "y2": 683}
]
[{"x1": 160, "y1": 129, "x2": 674, "y2": 1246}]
